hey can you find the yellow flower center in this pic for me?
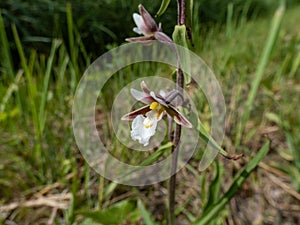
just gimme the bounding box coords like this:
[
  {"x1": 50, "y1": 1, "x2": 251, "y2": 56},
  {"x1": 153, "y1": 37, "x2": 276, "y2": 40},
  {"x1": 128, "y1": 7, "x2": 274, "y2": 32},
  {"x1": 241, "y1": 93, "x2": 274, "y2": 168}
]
[
  {"x1": 150, "y1": 101, "x2": 159, "y2": 110},
  {"x1": 149, "y1": 102, "x2": 164, "y2": 119}
]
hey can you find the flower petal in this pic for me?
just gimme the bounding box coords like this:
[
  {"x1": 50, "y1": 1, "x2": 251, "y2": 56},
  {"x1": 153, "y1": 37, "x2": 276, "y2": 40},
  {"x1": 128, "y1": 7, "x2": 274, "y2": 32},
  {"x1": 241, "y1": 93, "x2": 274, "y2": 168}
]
[
  {"x1": 139, "y1": 4, "x2": 158, "y2": 33},
  {"x1": 121, "y1": 105, "x2": 151, "y2": 120},
  {"x1": 158, "y1": 22, "x2": 162, "y2": 32},
  {"x1": 131, "y1": 114, "x2": 158, "y2": 146},
  {"x1": 146, "y1": 109, "x2": 164, "y2": 122},
  {"x1": 130, "y1": 88, "x2": 146, "y2": 100},
  {"x1": 130, "y1": 89, "x2": 153, "y2": 104},
  {"x1": 165, "y1": 105, "x2": 193, "y2": 128},
  {"x1": 154, "y1": 31, "x2": 173, "y2": 44},
  {"x1": 150, "y1": 91, "x2": 168, "y2": 107},
  {"x1": 133, "y1": 13, "x2": 145, "y2": 35},
  {"x1": 133, "y1": 27, "x2": 143, "y2": 35},
  {"x1": 125, "y1": 36, "x2": 155, "y2": 44},
  {"x1": 140, "y1": 81, "x2": 151, "y2": 94},
  {"x1": 164, "y1": 89, "x2": 184, "y2": 106}
]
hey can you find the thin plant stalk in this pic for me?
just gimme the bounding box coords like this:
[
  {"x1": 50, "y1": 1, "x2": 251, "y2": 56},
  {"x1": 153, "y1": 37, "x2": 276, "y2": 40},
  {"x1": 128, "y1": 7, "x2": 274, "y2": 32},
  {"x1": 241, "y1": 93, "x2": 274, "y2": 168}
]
[{"x1": 168, "y1": 1, "x2": 186, "y2": 224}]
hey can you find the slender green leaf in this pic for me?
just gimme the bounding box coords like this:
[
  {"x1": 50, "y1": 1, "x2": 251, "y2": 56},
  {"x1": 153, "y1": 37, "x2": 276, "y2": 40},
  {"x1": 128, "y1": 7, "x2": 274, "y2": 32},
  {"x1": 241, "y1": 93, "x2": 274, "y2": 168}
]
[
  {"x1": 288, "y1": 52, "x2": 300, "y2": 78},
  {"x1": 39, "y1": 39, "x2": 62, "y2": 133},
  {"x1": 203, "y1": 162, "x2": 224, "y2": 213},
  {"x1": 74, "y1": 26, "x2": 91, "y2": 66},
  {"x1": 0, "y1": 10, "x2": 14, "y2": 80},
  {"x1": 0, "y1": 10, "x2": 24, "y2": 114},
  {"x1": 192, "y1": 141, "x2": 270, "y2": 225},
  {"x1": 0, "y1": 70, "x2": 23, "y2": 113},
  {"x1": 138, "y1": 199, "x2": 157, "y2": 225},
  {"x1": 12, "y1": 24, "x2": 40, "y2": 139},
  {"x1": 235, "y1": 1, "x2": 285, "y2": 146},
  {"x1": 226, "y1": 3, "x2": 234, "y2": 38},
  {"x1": 140, "y1": 142, "x2": 173, "y2": 166},
  {"x1": 286, "y1": 132, "x2": 300, "y2": 170},
  {"x1": 197, "y1": 120, "x2": 231, "y2": 158},
  {"x1": 156, "y1": 0, "x2": 171, "y2": 17},
  {"x1": 66, "y1": 3, "x2": 79, "y2": 77},
  {"x1": 77, "y1": 200, "x2": 138, "y2": 225}
]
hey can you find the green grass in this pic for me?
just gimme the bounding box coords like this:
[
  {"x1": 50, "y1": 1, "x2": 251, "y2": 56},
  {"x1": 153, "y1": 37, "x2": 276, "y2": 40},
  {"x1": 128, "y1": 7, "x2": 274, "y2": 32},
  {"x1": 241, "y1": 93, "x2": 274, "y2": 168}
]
[{"x1": 1, "y1": 2, "x2": 300, "y2": 225}]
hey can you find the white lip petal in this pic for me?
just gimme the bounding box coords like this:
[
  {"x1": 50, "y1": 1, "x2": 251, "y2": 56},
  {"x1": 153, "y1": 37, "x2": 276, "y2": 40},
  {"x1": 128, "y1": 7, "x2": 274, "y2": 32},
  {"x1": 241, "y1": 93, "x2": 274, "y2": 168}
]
[{"x1": 131, "y1": 115, "x2": 158, "y2": 146}]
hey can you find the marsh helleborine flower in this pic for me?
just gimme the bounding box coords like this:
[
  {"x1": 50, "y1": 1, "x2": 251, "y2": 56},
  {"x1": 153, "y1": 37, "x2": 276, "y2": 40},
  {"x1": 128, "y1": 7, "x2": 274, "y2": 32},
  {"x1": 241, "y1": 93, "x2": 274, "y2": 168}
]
[
  {"x1": 125, "y1": 4, "x2": 173, "y2": 44},
  {"x1": 121, "y1": 81, "x2": 192, "y2": 146}
]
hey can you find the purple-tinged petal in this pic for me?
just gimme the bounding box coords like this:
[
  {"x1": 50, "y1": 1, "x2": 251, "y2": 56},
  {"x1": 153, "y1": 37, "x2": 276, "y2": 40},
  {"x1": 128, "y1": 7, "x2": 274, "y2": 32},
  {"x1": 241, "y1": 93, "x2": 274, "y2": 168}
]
[
  {"x1": 140, "y1": 81, "x2": 151, "y2": 94},
  {"x1": 164, "y1": 89, "x2": 184, "y2": 106},
  {"x1": 154, "y1": 31, "x2": 173, "y2": 44},
  {"x1": 130, "y1": 89, "x2": 147, "y2": 100},
  {"x1": 125, "y1": 36, "x2": 155, "y2": 44},
  {"x1": 141, "y1": 96, "x2": 155, "y2": 104},
  {"x1": 121, "y1": 105, "x2": 151, "y2": 120},
  {"x1": 139, "y1": 4, "x2": 158, "y2": 33},
  {"x1": 165, "y1": 105, "x2": 193, "y2": 128},
  {"x1": 150, "y1": 91, "x2": 169, "y2": 107},
  {"x1": 130, "y1": 88, "x2": 153, "y2": 104},
  {"x1": 164, "y1": 90, "x2": 177, "y2": 101}
]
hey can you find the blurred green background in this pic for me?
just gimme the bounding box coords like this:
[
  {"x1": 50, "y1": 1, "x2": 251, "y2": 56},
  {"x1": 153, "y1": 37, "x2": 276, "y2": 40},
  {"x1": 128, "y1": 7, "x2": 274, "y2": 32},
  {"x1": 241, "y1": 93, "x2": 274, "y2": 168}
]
[{"x1": 1, "y1": 0, "x2": 299, "y2": 56}]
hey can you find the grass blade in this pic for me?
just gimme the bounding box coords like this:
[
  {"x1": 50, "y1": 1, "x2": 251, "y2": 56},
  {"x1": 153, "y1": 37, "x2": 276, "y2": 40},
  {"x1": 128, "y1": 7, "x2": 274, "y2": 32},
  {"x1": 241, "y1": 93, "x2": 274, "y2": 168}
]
[
  {"x1": 39, "y1": 39, "x2": 61, "y2": 133},
  {"x1": 138, "y1": 199, "x2": 157, "y2": 225},
  {"x1": 202, "y1": 162, "x2": 224, "y2": 213},
  {"x1": 77, "y1": 200, "x2": 138, "y2": 225},
  {"x1": 286, "y1": 132, "x2": 300, "y2": 170},
  {"x1": 235, "y1": 1, "x2": 285, "y2": 146},
  {"x1": 0, "y1": 9, "x2": 14, "y2": 80},
  {"x1": 226, "y1": 2, "x2": 234, "y2": 38},
  {"x1": 156, "y1": 0, "x2": 171, "y2": 17},
  {"x1": 288, "y1": 52, "x2": 300, "y2": 78},
  {"x1": 197, "y1": 120, "x2": 241, "y2": 159},
  {"x1": 0, "y1": 70, "x2": 23, "y2": 113},
  {"x1": 0, "y1": 10, "x2": 23, "y2": 113},
  {"x1": 12, "y1": 24, "x2": 40, "y2": 137},
  {"x1": 66, "y1": 3, "x2": 79, "y2": 78},
  {"x1": 192, "y1": 141, "x2": 270, "y2": 225}
]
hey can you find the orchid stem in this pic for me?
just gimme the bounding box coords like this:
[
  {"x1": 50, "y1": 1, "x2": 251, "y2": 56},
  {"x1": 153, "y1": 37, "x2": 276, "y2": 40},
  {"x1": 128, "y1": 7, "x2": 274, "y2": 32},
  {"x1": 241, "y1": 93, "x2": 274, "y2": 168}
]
[
  {"x1": 168, "y1": 69, "x2": 184, "y2": 225},
  {"x1": 177, "y1": 0, "x2": 182, "y2": 25},
  {"x1": 180, "y1": 0, "x2": 186, "y2": 25},
  {"x1": 168, "y1": 121, "x2": 182, "y2": 225},
  {"x1": 168, "y1": 0, "x2": 186, "y2": 223}
]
